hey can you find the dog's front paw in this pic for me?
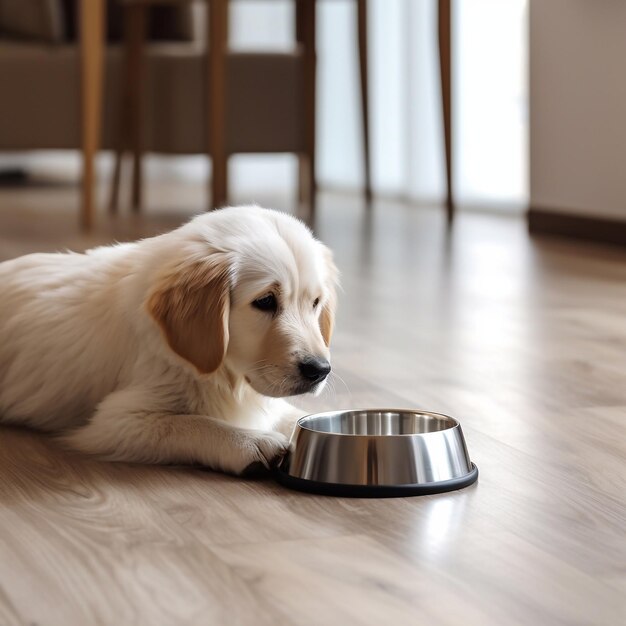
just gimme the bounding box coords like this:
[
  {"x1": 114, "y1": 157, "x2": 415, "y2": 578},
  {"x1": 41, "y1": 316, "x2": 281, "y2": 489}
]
[{"x1": 229, "y1": 430, "x2": 289, "y2": 475}]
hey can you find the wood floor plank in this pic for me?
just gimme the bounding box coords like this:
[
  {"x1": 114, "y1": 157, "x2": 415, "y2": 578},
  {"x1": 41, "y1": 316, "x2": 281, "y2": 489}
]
[
  {"x1": 0, "y1": 432, "x2": 275, "y2": 626},
  {"x1": 1, "y1": 178, "x2": 626, "y2": 624},
  {"x1": 211, "y1": 534, "x2": 492, "y2": 626}
]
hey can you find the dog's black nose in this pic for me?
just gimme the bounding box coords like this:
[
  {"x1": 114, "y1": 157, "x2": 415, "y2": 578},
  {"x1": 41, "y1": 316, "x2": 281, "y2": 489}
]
[{"x1": 298, "y1": 357, "x2": 331, "y2": 383}]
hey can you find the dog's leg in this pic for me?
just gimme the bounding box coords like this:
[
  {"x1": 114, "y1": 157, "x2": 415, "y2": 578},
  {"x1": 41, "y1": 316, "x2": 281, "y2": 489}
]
[{"x1": 60, "y1": 392, "x2": 289, "y2": 475}]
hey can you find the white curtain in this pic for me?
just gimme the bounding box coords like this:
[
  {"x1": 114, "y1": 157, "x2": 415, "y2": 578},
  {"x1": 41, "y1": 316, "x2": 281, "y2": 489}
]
[{"x1": 231, "y1": 0, "x2": 528, "y2": 210}]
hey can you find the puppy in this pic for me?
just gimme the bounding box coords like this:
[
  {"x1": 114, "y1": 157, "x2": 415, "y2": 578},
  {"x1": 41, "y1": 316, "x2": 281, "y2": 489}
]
[{"x1": 0, "y1": 206, "x2": 338, "y2": 474}]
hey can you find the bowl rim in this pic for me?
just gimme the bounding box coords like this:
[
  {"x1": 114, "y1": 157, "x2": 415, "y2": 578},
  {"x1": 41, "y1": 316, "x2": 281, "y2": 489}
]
[{"x1": 295, "y1": 408, "x2": 461, "y2": 438}]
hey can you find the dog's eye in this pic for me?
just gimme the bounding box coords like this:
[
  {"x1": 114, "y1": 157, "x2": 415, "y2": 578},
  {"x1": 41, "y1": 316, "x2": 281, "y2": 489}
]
[
  {"x1": 313, "y1": 297, "x2": 320, "y2": 309},
  {"x1": 252, "y1": 294, "x2": 278, "y2": 313}
]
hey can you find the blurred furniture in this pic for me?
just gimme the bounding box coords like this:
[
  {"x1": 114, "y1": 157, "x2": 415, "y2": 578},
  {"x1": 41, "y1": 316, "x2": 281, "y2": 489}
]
[
  {"x1": 0, "y1": 0, "x2": 453, "y2": 229},
  {"x1": 0, "y1": 0, "x2": 197, "y2": 229},
  {"x1": 110, "y1": 0, "x2": 374, "y2": 218}
]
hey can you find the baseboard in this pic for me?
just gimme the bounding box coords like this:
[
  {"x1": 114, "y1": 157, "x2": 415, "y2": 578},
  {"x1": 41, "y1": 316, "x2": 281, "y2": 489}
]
[{"x1": 528, "y1": 208, "x2": 626, "y2": 247}]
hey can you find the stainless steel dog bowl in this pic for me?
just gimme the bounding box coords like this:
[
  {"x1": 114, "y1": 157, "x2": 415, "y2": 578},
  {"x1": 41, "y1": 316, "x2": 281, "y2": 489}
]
[{"x1": 275, "y1": 409, "x2": 478, "y2": 497}]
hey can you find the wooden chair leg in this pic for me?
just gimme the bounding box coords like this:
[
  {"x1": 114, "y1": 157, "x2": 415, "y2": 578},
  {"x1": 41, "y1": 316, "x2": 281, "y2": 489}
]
[
  {"x1": 438, "y1": 0, "x2": 453, "y2": 223},
  {"x1": 357, "y1": 0, "x2": 372, "y2": 204},
  {"x1": 109, "y1": 4, "x2": 146, "y2": 215},
  {"x1": 80, "y1": 0, "x2": 106, "y2": 231},
  {"x1": 108, "y1": 150, "x2": 123, "y2": 214},
  {"x1": 295, "y1": 1, "x2": 305, "y2": 209},
  {"x1": 296, "y1": 0, "x2": 316, "y2": 218},
  {"x1": 208, "y1": 0, "x2": 229, "y2": 209},
  {"x1": 126, "y1": 4, "x2": 148, "y2": 213}
]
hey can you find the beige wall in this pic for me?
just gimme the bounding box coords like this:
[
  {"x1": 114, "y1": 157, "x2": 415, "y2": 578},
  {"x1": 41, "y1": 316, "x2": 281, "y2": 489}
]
[{"x1": 530, "y1": 0, "x2": 626, "y2": 220}]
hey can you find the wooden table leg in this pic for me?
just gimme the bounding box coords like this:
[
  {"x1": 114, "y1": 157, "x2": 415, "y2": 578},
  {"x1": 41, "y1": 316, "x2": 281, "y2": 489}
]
[
  {"x1": 208, "y1": 0, "x2": 229, "y2": 209},
  {"x1": 357, "y1": 0, "x2": 372, "y2": 205},
  {"x1": 296, "y1": 0, "x2": 316, "y2": 219},
  {"x1": 80, "y1": 0, "x2": 106, "y2": 231},
  {"x1": 438, "y1": 0, "x2": 453, "y2": 223}
]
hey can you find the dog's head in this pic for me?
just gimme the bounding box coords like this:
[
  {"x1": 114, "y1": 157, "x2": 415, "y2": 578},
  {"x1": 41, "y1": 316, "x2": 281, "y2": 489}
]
[{"x1": 147, "y1": 206, "x2": 338, "y2": 397}]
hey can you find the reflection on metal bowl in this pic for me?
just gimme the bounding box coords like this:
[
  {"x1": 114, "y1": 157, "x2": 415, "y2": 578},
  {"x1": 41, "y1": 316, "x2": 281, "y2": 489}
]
[{"x1": 275, "y1": 409, "x2": 478, "y2": 497}]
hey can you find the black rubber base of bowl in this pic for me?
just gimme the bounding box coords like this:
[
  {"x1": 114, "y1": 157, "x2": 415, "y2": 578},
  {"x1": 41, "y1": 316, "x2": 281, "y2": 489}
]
[{"x1": 274, "y1": 463, "x2": 479, "y2": 498}]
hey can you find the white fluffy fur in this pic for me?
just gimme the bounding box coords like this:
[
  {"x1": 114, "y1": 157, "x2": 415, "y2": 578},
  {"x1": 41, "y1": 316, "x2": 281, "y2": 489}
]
[{"x1": 0, "y1": 206, "x2": 338, "y2": 474}]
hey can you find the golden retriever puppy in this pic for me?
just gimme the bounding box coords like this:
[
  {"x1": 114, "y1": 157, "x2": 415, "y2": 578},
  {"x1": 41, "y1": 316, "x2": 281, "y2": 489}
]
[{"x1": 0, "y1": 206, "x2": 338, "y2": 474}]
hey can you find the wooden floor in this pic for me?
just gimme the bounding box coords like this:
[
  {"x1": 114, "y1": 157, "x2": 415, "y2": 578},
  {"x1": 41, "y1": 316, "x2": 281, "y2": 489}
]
[{"x1": 1, "y1": 176, "x2": 625, "y2": 625}]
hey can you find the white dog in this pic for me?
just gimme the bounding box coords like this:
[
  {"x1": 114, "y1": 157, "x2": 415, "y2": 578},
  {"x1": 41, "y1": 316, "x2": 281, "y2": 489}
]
[{"x1": 0, "y1": 206, "x2": 338, "y2": 474}]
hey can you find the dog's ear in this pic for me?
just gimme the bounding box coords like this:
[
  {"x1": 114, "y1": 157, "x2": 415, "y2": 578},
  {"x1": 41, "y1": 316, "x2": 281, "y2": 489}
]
[
  {"x1": 319, "y1": 247, "x2": 339, "y2": 346},
  {"x1": 147, "y1": 255, "x2": 231, "y2": 375}
]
